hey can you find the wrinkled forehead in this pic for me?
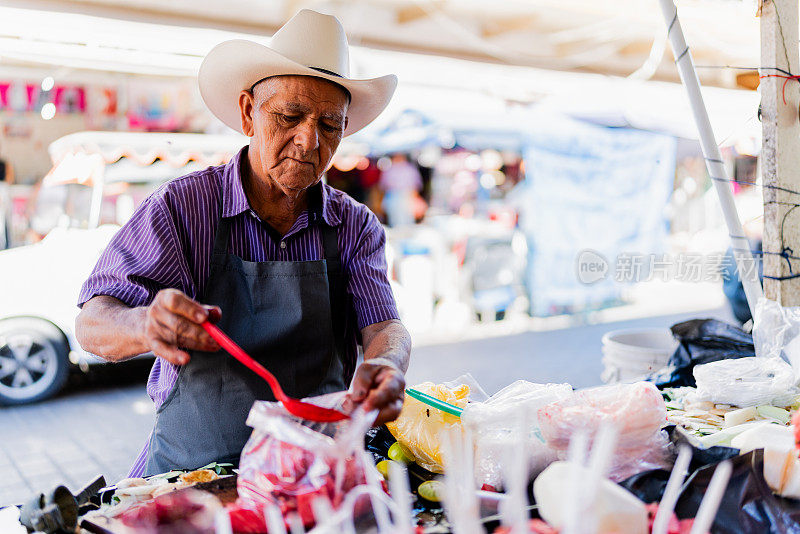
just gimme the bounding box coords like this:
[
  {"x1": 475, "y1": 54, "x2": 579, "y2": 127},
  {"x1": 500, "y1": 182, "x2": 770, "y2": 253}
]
[{"x1": 252, "y1": 75, "x2": 350, "y2": 110}]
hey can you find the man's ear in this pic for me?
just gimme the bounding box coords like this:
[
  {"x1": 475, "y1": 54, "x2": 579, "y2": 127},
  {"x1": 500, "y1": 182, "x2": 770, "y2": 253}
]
[{"x1": 239, "y1": 90, "x2": 255, "y2": 137}]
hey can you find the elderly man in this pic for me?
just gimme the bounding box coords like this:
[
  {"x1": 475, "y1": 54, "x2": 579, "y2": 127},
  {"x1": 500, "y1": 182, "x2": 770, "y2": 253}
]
[{"x1": 75, "y1": 10, "x2": 409, "y2": 476}]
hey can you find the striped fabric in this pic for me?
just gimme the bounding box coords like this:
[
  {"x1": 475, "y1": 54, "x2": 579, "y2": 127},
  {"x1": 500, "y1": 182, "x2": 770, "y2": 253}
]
[{"x1": 78, "y1": 146, "x2": 399, "y2": 477}]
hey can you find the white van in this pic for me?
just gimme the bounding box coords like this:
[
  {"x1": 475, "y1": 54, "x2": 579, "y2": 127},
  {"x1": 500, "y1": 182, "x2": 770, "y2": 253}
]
[{"x1": 0, "y1": 131, "x2": 246, "y2": 405}]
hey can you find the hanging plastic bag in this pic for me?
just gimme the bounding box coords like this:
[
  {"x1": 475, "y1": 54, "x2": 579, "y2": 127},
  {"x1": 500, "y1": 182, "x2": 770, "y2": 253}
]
[
  {"x1": 537, "y1": 382, "x2": 670, "y2": 481},
  {"x1": 692, "y1": 357, "x2": 798, "y2": 407},
  {"x1": 233, "y1": 392, "x2": 374, "y2": 528},
  {"x1": 461, "y1": 381, "x2": 573, "y2": 487},
  {"x1": 754, "y1": 297, "x2": 800, "y2": 383}
]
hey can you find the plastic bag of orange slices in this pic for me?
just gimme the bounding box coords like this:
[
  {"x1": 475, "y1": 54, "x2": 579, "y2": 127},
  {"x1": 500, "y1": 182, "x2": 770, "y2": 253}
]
[{"x1": 386, "y1": 381, "x2": 471, "y2": 473}]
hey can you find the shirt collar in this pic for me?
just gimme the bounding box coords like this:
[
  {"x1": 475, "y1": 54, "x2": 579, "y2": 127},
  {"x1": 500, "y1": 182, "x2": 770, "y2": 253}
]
[
  {"x1": 221, "y1": 145, "x2": 341, "y2": 227},
  {"x1": 221, "y1": 146, "x2": 250, "y2": 218}
]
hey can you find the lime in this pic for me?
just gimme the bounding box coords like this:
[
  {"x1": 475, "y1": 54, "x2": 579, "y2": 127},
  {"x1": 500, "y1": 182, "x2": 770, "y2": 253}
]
[
  {"x1": 417, "y1": 480, "x2": 446, "y2": 503},
  {"x1": 388, "y1": 442, "x2": 415, "y2": 464},
  {"x1": 376, "y1": 460, "x2": 391, "y2": 479}
]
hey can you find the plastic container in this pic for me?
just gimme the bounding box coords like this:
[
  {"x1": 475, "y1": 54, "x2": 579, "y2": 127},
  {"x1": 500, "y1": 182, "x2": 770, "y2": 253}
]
[{"x1": 601, "y1": 328, "x2": 676, "y2": 384}]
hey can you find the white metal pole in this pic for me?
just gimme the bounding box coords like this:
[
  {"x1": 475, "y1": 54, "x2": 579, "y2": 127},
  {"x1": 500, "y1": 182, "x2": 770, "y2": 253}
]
[{"x1": 657, "y1": 0, "x2": 764, "y2": 319}]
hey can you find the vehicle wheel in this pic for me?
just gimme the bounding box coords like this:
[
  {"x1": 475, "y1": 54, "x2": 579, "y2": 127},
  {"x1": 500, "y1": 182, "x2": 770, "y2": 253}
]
[{"x1": 0, "y1": 318, "x2": 70, "y2": 405}]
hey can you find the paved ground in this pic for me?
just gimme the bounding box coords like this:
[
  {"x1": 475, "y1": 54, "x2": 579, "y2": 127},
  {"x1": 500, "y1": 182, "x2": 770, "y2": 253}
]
[
  {"x1": 0, "y1": 305, "x2": 734, "y2": 507},
  {"x1": 0, "y1": 360, "x2": 156, "y2": 507},
  {"x1": 407, "y1": 306, "x2": 734, "y2": 393}
]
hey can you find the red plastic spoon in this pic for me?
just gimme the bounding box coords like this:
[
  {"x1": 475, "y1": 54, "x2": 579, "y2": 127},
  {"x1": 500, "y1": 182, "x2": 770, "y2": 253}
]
[{"x1": 202, "y1": 321, "x2": 349, "y2": 422}]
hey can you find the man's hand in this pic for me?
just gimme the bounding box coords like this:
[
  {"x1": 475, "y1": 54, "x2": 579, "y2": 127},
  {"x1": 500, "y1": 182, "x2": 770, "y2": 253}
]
[
  {"x1": 350, "y1": 358, "x2": 406, "y2": 425},
  {"x1": 141, "y1": 289, "x2": 221, "y2": 366}
]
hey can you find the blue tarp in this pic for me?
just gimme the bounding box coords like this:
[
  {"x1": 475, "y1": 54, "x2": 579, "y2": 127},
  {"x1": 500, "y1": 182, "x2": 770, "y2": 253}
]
[
  {"x1": 365, "y1": 108, "x2": 547, "y2": 154},
  {"x1": 365, "y1": 107, "x2": 677, "y2": 316},
  {"x1": 520, "y1": 118, "x2": 677, "y2": 316}
]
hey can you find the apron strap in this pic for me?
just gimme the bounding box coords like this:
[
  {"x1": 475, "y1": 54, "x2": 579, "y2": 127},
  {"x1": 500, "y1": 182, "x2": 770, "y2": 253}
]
[
  {"x1": 212, "y1": 216, "x2": 232, "y2": 257},
  {"x1": 320, "y1": 224, "x2": 348, "y2": 372}
]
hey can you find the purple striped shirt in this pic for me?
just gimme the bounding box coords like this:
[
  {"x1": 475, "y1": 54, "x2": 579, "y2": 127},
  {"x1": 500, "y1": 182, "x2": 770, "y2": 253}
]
[{"x1": 78, "y1": 146, "x2": 399, "y2": 477}]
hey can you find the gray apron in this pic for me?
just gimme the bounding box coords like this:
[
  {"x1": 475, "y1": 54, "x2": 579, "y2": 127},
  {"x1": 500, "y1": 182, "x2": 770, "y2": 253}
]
[{"x1": 144, "y1": 205, "x2": 347, "y2": 475}]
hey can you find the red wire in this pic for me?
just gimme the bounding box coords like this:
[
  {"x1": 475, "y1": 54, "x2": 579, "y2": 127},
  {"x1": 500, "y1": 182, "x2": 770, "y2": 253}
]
[{"x1": 759, "y1": 73, "x2": 800, "y2": 105}]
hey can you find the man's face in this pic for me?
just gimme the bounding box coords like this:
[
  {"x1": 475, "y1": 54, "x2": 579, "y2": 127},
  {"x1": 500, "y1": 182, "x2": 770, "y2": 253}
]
[{"x1": 239, "y1": 75, "x2": 349, "y2": 196}]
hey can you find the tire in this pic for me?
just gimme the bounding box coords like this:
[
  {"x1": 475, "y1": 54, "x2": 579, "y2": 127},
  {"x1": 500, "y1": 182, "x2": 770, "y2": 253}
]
[{"x1": 0, "y1": 317, "x2": 70, "y2": 405}]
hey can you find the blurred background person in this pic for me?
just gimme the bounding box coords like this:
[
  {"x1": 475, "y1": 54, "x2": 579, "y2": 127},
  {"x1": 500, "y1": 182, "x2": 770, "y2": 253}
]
[
  {"x1": 0, "y1": 141, "x2": 14, "y2": 250},
  {"x1": 380, "y1": 153, "x2": 422, "y2": 227},
  {"x1": 720, "y1": 178, "x2": 764, "y2": 325}
]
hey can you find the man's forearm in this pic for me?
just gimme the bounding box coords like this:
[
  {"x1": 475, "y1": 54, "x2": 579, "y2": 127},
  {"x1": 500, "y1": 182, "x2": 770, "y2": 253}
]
[
  {"x1": 361, "y1": 319, "x2": 411, "y2": 373},
  {"x1": 75, "y1": 296, "x2": 148, "y2": 362}
]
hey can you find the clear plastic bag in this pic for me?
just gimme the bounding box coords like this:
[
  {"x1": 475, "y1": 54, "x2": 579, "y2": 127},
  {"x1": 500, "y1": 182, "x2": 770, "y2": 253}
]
[
  {"x1": 754, "y1": 297, "x2": 800, "y2": 383},
  {"x1": 461, "y1": 381, "x2": 573, "y2": 488},
  {"x1": 692, "y1": 356, "x2": 798, "y2": 407},
  {"x1": 537, "y1": 382, "x2": 670, "y2": 481},
  {"x1": 235, "y1": 392, "x2": 375, "y2": 528},
  {"x1": 385, "y1": 381, "x2": 471, "y2": 473},
  {"x1": 118, "y1": 489, "x2": 222, "y2": 534}
]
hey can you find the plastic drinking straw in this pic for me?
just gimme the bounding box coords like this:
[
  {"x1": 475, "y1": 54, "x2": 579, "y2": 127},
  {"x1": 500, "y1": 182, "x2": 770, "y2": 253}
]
[
  {"x1": 213, "y1": 508, "x2": 233, "y2": 534},
  {"x1": 587, "y1": 424, "x2": 618, "y2": 479},
  {"x1": 388, "y1": 461, "x2": 414, "y2": 533},
  {"x1": 264, "y1": 503, "x2": 288, "y2": 534},
  {"x1": 584, "y1": 424, "x2": 619, "y2": 534},
  {"x1": 652, "y1": 445, "x2": 693, "y2": 534},
  {"x1": 578, "y1": 425, "x2": 618, "y2": 534},
  {"x1": 311, "y1": 497, "x2": 333, "y2": 526},
  {"x1": 499, "y1": 413, "x2": 529, "y2": 533},
  {"x1": 405, "y1": 388, "x2": 463, "y2": 417},
  {"x1": 563, "y1": 430, "x2": 589, "y2": 534},
  {"x1": 307, "y1": 486, "x2": 399, "y2": 534},
  {"x1": 657, "y1": 0, "x2": 763, "y2": 319},
  {"x1": 689, "y1": 460, "x2": 733, "y2": 534},
  {"x1": 361, "y1": 451, "x2": 393, "y2": 532},
  {"x1": 287, "y1": 512, "x2": 306, "y2": 534},
  {"x1": 440, "y1": 425, "x2": 483, "y2": 534}
]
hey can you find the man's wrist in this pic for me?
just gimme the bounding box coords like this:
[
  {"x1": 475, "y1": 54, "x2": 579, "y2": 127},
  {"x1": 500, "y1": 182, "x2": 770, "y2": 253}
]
[
  {"x1": 129, "y1": 306, "x2": 151, "y2": 354},
  {"x1": 362, "y1": 356, "x2": 402, "y2": 373}
]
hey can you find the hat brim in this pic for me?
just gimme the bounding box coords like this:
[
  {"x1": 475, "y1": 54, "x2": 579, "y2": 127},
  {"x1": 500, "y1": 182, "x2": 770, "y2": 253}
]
[{"x1": 199, "y1": 39, "x2": 397, "y2": 137}]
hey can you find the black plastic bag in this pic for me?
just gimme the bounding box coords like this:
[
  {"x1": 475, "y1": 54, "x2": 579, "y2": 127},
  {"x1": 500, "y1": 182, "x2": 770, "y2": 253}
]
[
  {"x1": 675, "y1": 450, "x2": 800, "y2": 534},
  {"x1": 650, "y1": 319, "x2": 755, "y2": 389},
  {"x1": 619, "y1": 426, "x2": 740, "y2": 503},
  {"x1": 620, "y1": 425, "x2": 800, "y2": 533}
]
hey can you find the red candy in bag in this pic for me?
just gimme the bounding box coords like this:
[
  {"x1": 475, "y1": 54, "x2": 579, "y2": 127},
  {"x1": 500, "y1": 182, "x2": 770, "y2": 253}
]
[{"x1": 234, "y1": 394, "x2": 371, "y2": 530}]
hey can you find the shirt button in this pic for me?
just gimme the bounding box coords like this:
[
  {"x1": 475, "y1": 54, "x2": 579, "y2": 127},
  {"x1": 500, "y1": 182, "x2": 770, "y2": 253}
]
[{"x1": 280, "y1": 241, "x2": 286, "y2": 249}]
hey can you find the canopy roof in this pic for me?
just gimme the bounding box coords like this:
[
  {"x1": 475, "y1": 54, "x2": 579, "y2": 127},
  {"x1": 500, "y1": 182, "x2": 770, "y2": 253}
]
[
  {"x1": 44, "y1": 131, "x2": 247, "y2": 186},
  {"x1": 47, "y1": 131, "x2": 247, "y2": 167},
  {"x1": 1, "y1": 0, "x2": 761, "y2": 89}
]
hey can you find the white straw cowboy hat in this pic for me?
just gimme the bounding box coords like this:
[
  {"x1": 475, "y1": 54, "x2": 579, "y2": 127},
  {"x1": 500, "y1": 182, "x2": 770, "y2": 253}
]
[{"x1": 199, "y1": 9, "x2": 397, "y2": 137}]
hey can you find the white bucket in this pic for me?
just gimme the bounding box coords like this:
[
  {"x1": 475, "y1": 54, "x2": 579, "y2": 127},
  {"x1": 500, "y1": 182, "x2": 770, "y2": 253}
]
[{"x1": 601, "y1": 328, "x2": 677, "y2": 384}]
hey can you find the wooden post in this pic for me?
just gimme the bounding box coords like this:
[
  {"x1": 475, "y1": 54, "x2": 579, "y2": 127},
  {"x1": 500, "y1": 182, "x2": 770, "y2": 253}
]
[{"x1": 761, "y1": 0, "x2": 800, "y2": 305}]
